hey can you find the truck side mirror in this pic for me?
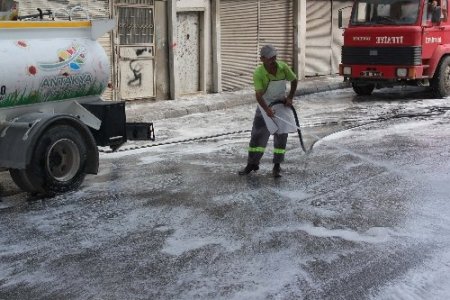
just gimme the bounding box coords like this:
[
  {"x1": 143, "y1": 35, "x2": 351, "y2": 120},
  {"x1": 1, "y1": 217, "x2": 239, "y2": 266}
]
[{"x1": 338, "y1": 6, "x2": 352, "y2": 29}]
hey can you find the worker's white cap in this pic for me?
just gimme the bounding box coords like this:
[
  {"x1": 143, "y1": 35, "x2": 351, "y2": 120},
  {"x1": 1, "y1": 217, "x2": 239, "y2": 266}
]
[{"x1": 260, "y1": 44, "x2": 278, "y2": 58}]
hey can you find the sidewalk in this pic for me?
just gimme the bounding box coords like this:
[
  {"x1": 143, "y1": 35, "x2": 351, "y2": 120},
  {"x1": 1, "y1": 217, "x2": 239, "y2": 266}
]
[{"x1": 125, "y1": 75, "x2": 350, "y2": 122}]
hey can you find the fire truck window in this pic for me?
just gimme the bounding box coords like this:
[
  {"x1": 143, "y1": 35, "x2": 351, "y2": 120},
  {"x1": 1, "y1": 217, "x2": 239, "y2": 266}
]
[
  {"x1": 377, "y1": 4, "x2": 390, "y2": 17},
  {"x1": 391, "y1": 3, "x2": 402, "y2": 19},
  {"x1": 400, "y1": 1, "x2": 419, "y2": 22},
  {"x1": 355, "y1": 2, "x2": 368, "y2": 22},
  {"x1": 352, "y1": 0, "x2": 420, "y2": 25}
]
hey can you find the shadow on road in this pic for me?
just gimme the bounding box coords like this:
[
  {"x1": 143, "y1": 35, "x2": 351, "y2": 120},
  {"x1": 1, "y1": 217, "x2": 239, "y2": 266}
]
[{"x1": 351, "y1": 86, "x2": 436, "y2": 103}]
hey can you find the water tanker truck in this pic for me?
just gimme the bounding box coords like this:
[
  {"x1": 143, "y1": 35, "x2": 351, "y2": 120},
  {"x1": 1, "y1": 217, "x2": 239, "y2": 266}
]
[{"x1": 0, "y1": 15, "x2": 154, "y2": 195}]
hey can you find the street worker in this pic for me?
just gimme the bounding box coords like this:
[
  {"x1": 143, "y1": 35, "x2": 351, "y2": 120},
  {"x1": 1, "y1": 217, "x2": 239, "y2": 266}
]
[{"x1": 239, "y1": 44, "x2": 298, "y2": 178}]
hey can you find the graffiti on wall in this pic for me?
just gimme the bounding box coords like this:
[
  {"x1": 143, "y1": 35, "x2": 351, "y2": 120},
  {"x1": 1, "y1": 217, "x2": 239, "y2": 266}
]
[
  {"x1": 119, "y1": 46, "x2": 154, "y2": 99},
  {"x1": 127, "y1": 48, "x2": 149, "y2": 87}
]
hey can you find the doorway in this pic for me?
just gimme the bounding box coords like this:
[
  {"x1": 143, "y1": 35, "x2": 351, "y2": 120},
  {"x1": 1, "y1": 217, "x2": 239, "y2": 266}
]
[{"x1": 176, "y1": 11, "x2": 202, "y2": 95}]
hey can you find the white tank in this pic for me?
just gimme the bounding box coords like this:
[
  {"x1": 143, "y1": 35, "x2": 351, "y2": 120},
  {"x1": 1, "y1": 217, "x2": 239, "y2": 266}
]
[{"x1": 0, "y1": 20, "x2": 113, "y2": 109}]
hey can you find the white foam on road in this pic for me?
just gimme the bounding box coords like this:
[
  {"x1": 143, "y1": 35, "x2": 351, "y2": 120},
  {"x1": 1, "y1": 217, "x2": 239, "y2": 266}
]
[
  {"x1": 266, "y1": 223, "x2": 393, "y2": 244},
  {"x1": 371, "y1": 248, "x2": 450, "y2": 300},
  {"x1": 162, "y1": 235, "x2": 242, "y2": 256}
]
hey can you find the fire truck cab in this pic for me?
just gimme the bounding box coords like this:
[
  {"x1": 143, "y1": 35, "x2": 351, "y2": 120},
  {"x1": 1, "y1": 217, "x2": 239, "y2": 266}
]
[{"x1": 339, "y1": 0, "x2": 450, "y2": 97}]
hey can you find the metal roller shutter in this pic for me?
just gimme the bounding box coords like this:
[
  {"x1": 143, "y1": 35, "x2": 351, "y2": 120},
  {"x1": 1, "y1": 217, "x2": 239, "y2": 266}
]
[
  {"x1": 259, "y1": 0, "x2": 294, "y2": 67},
  {"x1": 17, "y1": 0, "x2": 113, "y2": 100},
  {"x1": 305, "y1": 0, "x2": 332, "y2": 76},
  {"x1": 220, "y1": 0, "x2": 258, "y2": 91},
  {"x1": 220, "y1": 0, "x2": 294, "y2": 91}
]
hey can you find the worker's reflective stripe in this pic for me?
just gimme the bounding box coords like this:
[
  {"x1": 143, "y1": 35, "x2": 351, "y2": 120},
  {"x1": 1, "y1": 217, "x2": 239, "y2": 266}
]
[
  {"x1": 273, "y1": 148, "x2": 286, "y2": 154},
  {"x1": 248, "y1": 146, "x2": 265, "y2": 153}
]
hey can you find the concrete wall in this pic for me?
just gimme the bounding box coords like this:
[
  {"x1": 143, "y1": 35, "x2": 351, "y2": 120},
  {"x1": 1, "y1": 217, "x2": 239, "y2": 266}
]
[{"x1": 155, "y1": 0, "x2": 170, "y2": 100}]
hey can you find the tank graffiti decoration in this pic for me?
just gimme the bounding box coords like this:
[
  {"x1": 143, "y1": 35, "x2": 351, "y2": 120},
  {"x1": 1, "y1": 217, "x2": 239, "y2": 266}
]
[{"x1": 0, "y1": 21, "x2": 110, "y2": 109}]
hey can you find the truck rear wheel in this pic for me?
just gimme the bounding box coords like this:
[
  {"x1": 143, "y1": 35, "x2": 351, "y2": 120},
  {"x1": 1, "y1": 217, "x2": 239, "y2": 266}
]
[
  {"x1": 431, "y1": 56, "x2": 450, "y2": 98},
  {"x1": 352, "y1": 83, "x2": 375, "y2": 96},
  {"x1": 9, "y1": 168, "x2": 40, "y2": 193},
  {"x1": 10, "y1": 124, "x2": 88, "y2": 195}
]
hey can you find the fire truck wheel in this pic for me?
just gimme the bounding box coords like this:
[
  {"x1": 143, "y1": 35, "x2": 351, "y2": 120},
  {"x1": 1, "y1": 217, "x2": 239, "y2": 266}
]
[
  {"x1": 431, "y1": 56, "x2": 450, "y2": 98},
  {"x1": 12, "y1": 125, "x2": 88, "y2": 195},
  {"x1": 352, "y1": 83, "x2": 375, "y2": 96}
]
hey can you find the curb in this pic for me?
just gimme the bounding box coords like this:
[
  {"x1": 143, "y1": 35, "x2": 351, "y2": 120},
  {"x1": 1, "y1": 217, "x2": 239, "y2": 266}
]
[
  {"x1": 126, "y1": 78, "x2": 350, "y2": 122},
  {"x1": 296, "y1": 81, "x2": 350, "y2": 97}
]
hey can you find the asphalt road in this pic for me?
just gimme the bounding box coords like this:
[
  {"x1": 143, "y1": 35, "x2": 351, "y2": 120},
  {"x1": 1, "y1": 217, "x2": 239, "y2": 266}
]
[{"x1": 1, "y1": 87, "x2": 450, "y2": 299}]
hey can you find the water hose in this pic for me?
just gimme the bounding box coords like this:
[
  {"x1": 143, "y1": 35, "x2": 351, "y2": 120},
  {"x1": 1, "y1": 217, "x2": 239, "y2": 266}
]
[{"x1": 269, "y1": 100, "x2": 308, "y2": 153}]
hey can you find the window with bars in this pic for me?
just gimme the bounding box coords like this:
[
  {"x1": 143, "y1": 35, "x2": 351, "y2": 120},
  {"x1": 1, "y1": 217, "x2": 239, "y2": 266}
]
[
  {"x1": 117, "y1": 6, "x2": 154, "y2": 45},
  {"x1": 115, "y1": 0, "x2": 154, "y2": 5}
]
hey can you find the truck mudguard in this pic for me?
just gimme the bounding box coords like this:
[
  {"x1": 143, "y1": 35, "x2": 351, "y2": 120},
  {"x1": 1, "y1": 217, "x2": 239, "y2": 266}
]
[
  {"x1": 0, "y1": 112, "x2": 98, "y2": 173},
  {"x1": 428, "y1": 44, "x2": 450, "y2": 78}
]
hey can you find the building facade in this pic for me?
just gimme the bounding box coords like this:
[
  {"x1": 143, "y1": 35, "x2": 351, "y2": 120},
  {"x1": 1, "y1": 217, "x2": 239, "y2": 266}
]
[{"x1": 15, "y1": 0, "x2": 352, "y2": 101}]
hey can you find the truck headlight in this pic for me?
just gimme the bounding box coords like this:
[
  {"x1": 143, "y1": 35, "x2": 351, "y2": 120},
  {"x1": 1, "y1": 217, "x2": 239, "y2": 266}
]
[
  {"x1": 396, "y1": 68, "x2": 407, "y2": 77},
  {"x1": 343, "y1": 66, "x2": 352, "y2": 75}
]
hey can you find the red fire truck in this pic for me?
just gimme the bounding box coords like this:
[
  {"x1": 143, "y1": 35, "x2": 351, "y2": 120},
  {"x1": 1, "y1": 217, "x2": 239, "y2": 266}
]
[{"x1": 339, "y1": 0, "x2": 450, "y2": 97}]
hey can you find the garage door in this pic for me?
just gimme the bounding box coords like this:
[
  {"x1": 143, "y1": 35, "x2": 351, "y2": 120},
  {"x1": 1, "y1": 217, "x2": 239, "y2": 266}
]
[
  {"x1": 259, "y1": 0, "x2": 294, "y2": 67},
  {"x1": 220, "y1": 0, "x2": 258, "y2": 91},
  {"x1": 305, "y1": 0, "x2": 332, "y2": 76},
  {"x1": 220, "y1": 0, "x2": 294, "y2": 91}
]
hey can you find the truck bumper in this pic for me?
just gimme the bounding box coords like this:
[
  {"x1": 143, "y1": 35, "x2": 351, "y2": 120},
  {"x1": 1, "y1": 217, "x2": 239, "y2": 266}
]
[
  {"x1": 339, "y1": 64, "x2": 426, "y2": 82},
  {"x1": 82, "y1": 101, "x2": 155, "y2": 151}
]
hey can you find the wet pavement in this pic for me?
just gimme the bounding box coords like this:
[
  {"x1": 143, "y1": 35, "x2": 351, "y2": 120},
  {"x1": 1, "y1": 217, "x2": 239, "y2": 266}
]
[
  {"x1": 1, "y1": 86, "x2": 450, "y2": 299},
  {"x1": 125, "y1": 75, "x2": 349, "y2": 122}
]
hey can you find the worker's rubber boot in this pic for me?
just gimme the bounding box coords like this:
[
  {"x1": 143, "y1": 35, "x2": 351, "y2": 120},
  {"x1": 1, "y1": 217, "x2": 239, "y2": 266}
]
[
  {"x1": 272, "y1": 163, "x2": 282, "y2": 178},
  {"x1": 238, "y1": 164, "x2": 259, "y2": 175}
]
